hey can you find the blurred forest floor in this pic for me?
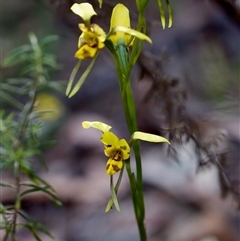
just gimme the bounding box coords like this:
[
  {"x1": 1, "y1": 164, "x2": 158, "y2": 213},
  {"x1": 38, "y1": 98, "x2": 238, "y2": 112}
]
[{"x1": 1, "y1": 0, "x2": 240, "y2": 241}]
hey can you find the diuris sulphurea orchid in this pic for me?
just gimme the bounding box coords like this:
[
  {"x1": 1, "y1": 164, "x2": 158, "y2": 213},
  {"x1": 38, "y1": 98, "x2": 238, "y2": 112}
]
[
  {"x1": 71, "y1": 3, "x2": 106, "y2": 59},
  {"x1": 67, "y1": 3, "x2": 152, "y2": 98},
  {"x1": 82, "y1": 121, "x2": 170, "y2": 175},
  {"x1": 82, "y1": 121, "x2": 130, "y2": 175}
]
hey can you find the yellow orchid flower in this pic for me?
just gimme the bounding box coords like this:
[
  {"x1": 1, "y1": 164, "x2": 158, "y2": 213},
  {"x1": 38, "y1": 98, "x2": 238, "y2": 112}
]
[
  {"x1": 82, "y1": 121, "x2": 130, "y2": 175},
  {"x1": 102, "y1": 132, "x2": 130, "y2": 175},
  {"x1": 109, "y1": 4, "x2": 152, "y2": 46},
  {"x1": 82, "y1": 121, "x2": 170, "y2": 175},
  {"x1": 70, "y1": 3, "x2": 106, "y2": 59}
]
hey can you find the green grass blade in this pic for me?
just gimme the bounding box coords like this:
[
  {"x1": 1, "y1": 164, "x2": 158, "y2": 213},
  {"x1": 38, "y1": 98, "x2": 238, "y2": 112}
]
[
  {"x1": 66, "y1": 60, "x2": 81, "y2": 96},
  {"x1": 68, "y1": 52, "x2": 99, "y2": 98},
  {"x1": 157, "y1": 0, "x2": 166, "y2": 29},
  {"x1": 105, "y1": 166, "x2": 124, "y2": 212},
  {"x1": 110, "y1": 175, "x2": 120, "y2": 212},
  {"x1": 166, "y1": 0, "x2": 173, "y2": 27}
]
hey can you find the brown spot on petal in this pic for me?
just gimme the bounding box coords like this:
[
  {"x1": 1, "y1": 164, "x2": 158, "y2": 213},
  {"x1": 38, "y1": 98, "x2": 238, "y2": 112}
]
[
  {"x1": 106, "y1": 164, "x2": 110, "y2": 170},
  {"x1": 120, "y1": 146, "x2": 127, "y2": 150},
  {"x1": 82, "y1": 49, "x2": 91, "y2": 58},
  {"x1": 112, "y1": 164, "x2": 120, "y2": 172}
]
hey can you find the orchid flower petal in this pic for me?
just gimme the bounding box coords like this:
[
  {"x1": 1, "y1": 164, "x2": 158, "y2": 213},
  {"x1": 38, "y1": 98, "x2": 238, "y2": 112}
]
[
  {"x1": 110, "y1": 4, "x2": 130, "y2": 29},
  {"x1": 82, "y1": 121, "x2": 112, "y2": 132},
  {"x1": 71, "y1": 3, "x2": 97, "y2": 22},
  {"x1": 113, "y1": 26, "x2": 152, "y2": 44},
  {"x1": 132, "y1": 131, "x2": 170, "y2": 144},
  {"x1": 109, "y1": 4, "x2": 131, "y2": 45},
  {"x1": 100, "y1": 131, "x2": 119, "y2": 146},
  {"x1": 117, "y1": 139, "x2": 130, "y2": 160},
  {"x1": 106, "y1": 158, "x2": 123, "y2": 175}
]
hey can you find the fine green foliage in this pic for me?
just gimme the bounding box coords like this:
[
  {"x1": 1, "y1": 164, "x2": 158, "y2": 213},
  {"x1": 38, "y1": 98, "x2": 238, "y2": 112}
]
[{"x1": 1, "y1": 33, "x2": 63, "y2": 241}]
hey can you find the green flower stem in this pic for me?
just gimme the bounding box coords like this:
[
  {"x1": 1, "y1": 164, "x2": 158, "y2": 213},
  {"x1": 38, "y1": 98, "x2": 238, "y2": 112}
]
[
  {"x1": 105, "y1": 21, "x2": 148, "y2": 240},
  {"x1": 115, "y1": 44, "x2": 146, "y2": 241}
]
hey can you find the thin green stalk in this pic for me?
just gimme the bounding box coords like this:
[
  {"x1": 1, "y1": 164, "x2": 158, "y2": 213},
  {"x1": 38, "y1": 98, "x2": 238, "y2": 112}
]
[
  {"x1": 128, "y1": 12, "x2": 147, "y2": 75},
  {"x1": 106, "y1": 37, "x2": 147, "y2": 241},
  {"x1": 116, "y1": 43, "x2": 146, "y2": 241}
]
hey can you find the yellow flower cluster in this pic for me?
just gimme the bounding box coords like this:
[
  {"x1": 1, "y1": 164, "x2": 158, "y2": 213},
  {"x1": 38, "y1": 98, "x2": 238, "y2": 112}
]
[{"x1": 71, "y1": 2, "x2": 152, "y2": 59}]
